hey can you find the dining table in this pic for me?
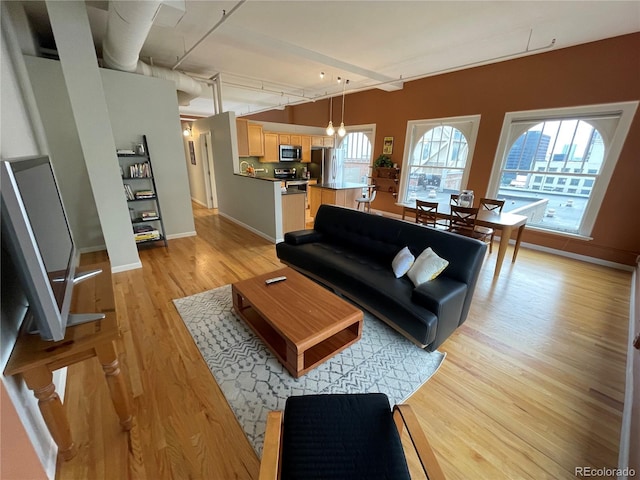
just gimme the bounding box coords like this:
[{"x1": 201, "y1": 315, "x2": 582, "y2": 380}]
[{"x1": 401, "y1": 203, "x2": 528, "y2": 278}]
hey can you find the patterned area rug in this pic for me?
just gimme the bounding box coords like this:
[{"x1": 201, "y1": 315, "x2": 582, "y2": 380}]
[{"x1": 173, "y1": 284, "x2": 445, "y2": 456}]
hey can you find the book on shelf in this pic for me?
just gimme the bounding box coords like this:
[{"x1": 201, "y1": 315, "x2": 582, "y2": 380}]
[
  {"x1": 134, "y1": 189, "x2": 154, "y2": 199},
  {"x1": 134, "y1": 229, "x2": 160, "y2": 241},
  {"x1": 140, "y1": 210, "x2": 158, "y2": 220},
  {"x1": 117, "y1": 149, "x2": 136, "y2": 155},
  {"x1": 124, "y1": 184, "x2": 134, "y2": 200},
  {"x1": 133, "y1": 224, "x2": 156, "y2": 233},
  {"x1": 128, "y1": 162, "x2": 151, "y2": 178}
]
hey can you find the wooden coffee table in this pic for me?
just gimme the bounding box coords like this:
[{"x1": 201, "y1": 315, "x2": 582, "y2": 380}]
[{"x1": 232, "y1": 267, "x2": 363, "y2": 378}]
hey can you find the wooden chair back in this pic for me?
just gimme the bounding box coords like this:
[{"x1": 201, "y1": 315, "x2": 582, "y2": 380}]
[
  {"x1": 479, "y1": 197, "x2": 505, "y2": 213},
  {"x1": 450, "y1": 194, "x2": 460, "y2": 205},
  {"x1": 415, "y1": 200, "x2": 439, "y2": 227},
  {"x1": 449, "y1": 205, "x2": 479, "y2": 234}
]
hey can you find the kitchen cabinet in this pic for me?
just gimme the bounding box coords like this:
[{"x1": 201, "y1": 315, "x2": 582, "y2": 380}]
[
  {"x1": 300, "y1": 135, "x2": 311, "y2": 163},
  {"x1": 311, "y1": 136, "x2": 334, "y2": 148},
  {"x1": 279, "y1": 134, "x2": 290, "y2": 145},
  {"x1": 308, "y1": 184, "x2": 362, "y2": 218},
  {"x1": 290, "y1": 134, "x2": 302, "y2": 146},
  {"x1": 247, "y1": 124, "x2": 264, "y2": 156},
  {"x1": 282, "y1": 192, "x2": 306, "y2": 234},
  {"x1": 237, "y1": 119, "x2": 264, "y2": 157},
  {"x1": 262, "y1": 133, "x2": 279, "y2": 163}
]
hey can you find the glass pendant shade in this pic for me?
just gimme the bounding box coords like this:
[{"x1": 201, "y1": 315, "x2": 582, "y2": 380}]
[
  {"x1": 338, "y1": 123, "x2": 346, "y2": 137},
  {"x1": 326, "y1": 121, "x2": 335, "y2": 136}
]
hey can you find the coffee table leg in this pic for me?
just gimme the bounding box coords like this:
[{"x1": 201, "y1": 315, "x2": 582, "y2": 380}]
[{"x1": 285, "y1": 342, "x2": 303, "y2": 378}]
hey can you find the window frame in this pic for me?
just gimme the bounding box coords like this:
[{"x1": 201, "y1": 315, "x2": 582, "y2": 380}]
[
  {"x1": 487, "y1": 102, "x2": 638, "y2": 238},
  {"x1": 335, "y1": 124, "x2": 376, "y2": 184},
  {"x1": 397, "y1": 114, "x2": 481, "y2": 206}
]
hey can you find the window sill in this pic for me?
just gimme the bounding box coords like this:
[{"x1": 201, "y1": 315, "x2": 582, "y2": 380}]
[{"x1": 524, "y1": 225, "x2": 593, "y2": 241}]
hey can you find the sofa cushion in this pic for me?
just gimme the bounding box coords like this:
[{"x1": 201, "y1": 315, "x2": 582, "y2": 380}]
[
  {"x1": 406, "y1": 247, "x2": 449, "y2": 286},
  {"x1": 392, "y1": 246, "x2": 415, "y2": 278}
]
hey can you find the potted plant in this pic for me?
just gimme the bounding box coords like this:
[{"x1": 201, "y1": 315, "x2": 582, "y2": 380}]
[
  {"x1": 372, "y1": 154, "x2": 396, "y2": 178},
  {"x1": 373, "y1": 154, "x2": 393, "y2": 168}
]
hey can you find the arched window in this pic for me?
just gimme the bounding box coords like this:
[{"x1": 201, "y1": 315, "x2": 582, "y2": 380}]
[
  {"x1": 337, "y1": 131, "x2": 373, "y2": 184},
  {"x1": 399, "y1": 115, "x2": 480, "y2": 208},
  {"x1": 487, "y1": 102, "x2": 637, "y2": 236}
]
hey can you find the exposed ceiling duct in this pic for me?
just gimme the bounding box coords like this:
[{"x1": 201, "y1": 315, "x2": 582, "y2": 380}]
[{"x1": 101, "y1": 0, "x2": 206, "y2": 106}]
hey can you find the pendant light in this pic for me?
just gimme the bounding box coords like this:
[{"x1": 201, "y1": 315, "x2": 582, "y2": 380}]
[
  {"x1": 326, "y1": 96, "x2": 335, "y2": 136},
  {"x1": 338, "y1": 79, "x2": 349, "y2": 137}
]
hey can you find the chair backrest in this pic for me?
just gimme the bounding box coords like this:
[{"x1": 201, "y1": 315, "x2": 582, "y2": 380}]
[
  {"x1": 415, "y1": 200, "x2": 439, "y2": 226},
  {"x1": 479, "y1": 197, "x2": 505, "y2": 213},
  {"x1": 361, "y1": 185, "x2": 376, "y2": 199},
  {"x1": 450, "y1": 205, "x2": 478, "y2": 232},
  {"x1": 450, "y1": 194, "x2": 460, "y2": 205},
  {"x1": 368, "y1": 189, "x2": 377, "y2": 203}
]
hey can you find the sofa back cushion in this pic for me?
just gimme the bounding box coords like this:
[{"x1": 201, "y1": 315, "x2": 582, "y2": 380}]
[{"x1": 314, "y1": 205, "x2": 403, "y2": 263}]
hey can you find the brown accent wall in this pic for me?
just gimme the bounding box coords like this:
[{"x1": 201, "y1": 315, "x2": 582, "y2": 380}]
[{"x1": 247, "y1": 33, "x2": 640, "y2": 265}]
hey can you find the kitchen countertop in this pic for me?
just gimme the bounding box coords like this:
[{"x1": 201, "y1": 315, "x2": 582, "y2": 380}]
[
  {"x1": 311, "y1": 182, "x2": 369, "y2": 190},
  {"x1": 281, "y1": 188, "x2": 306, "y2": 195},
  {"x1": 234, "y1": 173, "x2": 279, "y2": 181}
]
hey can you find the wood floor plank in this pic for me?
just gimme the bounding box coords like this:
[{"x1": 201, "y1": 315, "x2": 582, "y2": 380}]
[{"x1": 57, "y1": 204, "x2": 631, "y2": 479}]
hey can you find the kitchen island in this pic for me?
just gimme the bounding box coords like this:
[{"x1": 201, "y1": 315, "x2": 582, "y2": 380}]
[{"x1": 309, "y1": 182, "x2": 368, "y2": 218}]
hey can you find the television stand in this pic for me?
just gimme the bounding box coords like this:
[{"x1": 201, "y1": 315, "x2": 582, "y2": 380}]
[{"x1": 3, "y1": 262, "x2": 132, "y2": 461}]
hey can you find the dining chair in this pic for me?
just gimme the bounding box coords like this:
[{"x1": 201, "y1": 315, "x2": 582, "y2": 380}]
[
  {"x1": 449, "y1": 193, "x2": 460, "y2": 205},
  {"x1": 415, "y1": 200, "x2": 447, "y2": 229},
  {"x1": 476, "y1": 198, "x2": 505, "y2": 253},
  {"x1": 355, "y1": 185, "x2": 377, "y2": 213},
  {"x1": 448, "y1": 205, "x2": 490, "y2": 244},
  {"x1": 258, "y1": 393, "x2": 446, "y2": 480}
]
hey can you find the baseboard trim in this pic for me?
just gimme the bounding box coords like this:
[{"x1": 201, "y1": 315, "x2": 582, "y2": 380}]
[
  {"x1": 166, "y1": 231, "x2": 197, "y2": 240},
  {"x1": 111, "y1": 261, "x2": 143, "y2": 273},
  {"x1": 217, "y1": 212, "x2": 277, "y2": 244}
]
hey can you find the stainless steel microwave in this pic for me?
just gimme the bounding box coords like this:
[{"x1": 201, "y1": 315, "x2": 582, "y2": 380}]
[{"x1": 279, "y1": 145, "x2": 302, "y2": 162}]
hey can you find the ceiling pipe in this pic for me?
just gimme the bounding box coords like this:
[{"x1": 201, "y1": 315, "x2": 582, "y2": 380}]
[
  {"x1": 172, "y1": 0, "x2": 247, "y2": 71},
  {"x1": 102, "y1": 0, "x2": 206, "y2": 106}
]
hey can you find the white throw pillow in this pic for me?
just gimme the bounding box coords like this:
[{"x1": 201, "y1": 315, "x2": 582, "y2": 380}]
[
  {"x1": 391, "y1": 246, "x2": 415, "y2": 278},
  {"x1": 407, "y1": 247, "x2": 449, "y2": 287}
]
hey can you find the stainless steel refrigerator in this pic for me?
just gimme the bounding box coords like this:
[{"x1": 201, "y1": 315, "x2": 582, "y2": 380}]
[{"x1": 310, "y1": 148, "x2": 342, "y2": 184}]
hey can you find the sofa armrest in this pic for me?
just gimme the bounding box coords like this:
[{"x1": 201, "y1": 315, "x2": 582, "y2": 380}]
[
  {"x1": 412, "y1": 277, "x2": 467, "y2": 316},
  {"x1": 412, "y1": 277, "x2": 467, "y2": 349},
  {"x1": 284, "y1": 229, "x2": 323, "y2": 245}
]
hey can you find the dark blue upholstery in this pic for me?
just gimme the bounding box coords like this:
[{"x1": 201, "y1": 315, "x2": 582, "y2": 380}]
[
  {"x1": 280, "y1": 394, "x2": 411, "y2": 480},
  {"x1": 276, "y1": 205, "x2": 487, "y2": 350}
]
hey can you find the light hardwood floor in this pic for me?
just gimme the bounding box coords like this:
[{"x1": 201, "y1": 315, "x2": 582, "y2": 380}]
[{"x1": 57, "y1": 204, "x2": 631, "y2": 479}]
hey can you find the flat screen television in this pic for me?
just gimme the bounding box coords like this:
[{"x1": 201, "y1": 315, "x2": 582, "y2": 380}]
[{"x1": 1, "y1": 155, "x2": 101, "y2": 342}]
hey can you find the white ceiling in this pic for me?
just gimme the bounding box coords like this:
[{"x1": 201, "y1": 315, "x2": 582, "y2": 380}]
[{"x1": 21, "y1": 1, "x2": 640, "y2": 118}]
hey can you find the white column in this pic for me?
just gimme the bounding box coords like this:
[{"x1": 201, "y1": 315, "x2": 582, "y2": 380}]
[{"x1": 46, "y1": 0, "x2": 141, "y2": 271}]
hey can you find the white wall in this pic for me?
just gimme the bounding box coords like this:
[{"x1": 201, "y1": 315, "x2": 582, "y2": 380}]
[
  {"x1": 101, "y1": 68, "x2": 195, "y2": 239},
  {"x1": 23, "y1": 56, "x2": 196, "y2": 247},
  {"x1": 195, "y1": 112, "x2": 283, "y2": 242},
  {"x1": 23, "y1": 55, "x2": 105, "y2": 250}
]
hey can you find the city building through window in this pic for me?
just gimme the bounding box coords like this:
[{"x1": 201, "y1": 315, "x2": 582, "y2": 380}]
[{"x1": 487, "y1": 102, "x2": 638, "y2": 237}]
